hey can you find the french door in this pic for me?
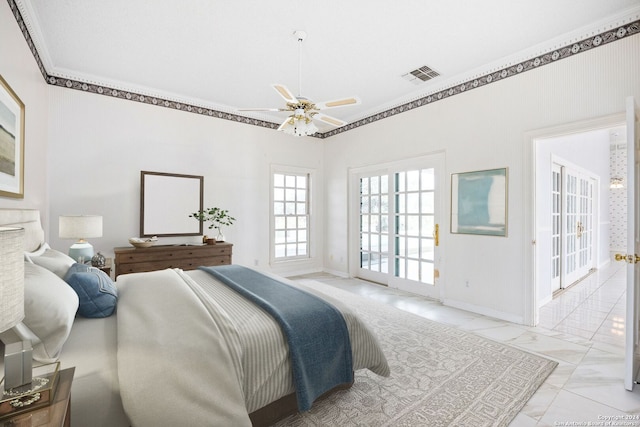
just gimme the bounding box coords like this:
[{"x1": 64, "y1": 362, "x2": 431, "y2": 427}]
[
  {"x1": 622, "y1": 96, "x2": 639, "y2": 391},
  {"x1": 353, "y1": 153, "x2": 444, "y2": 300},
  {"x1": 550, "y1": 161, "x2": 596, "y2": 292}
]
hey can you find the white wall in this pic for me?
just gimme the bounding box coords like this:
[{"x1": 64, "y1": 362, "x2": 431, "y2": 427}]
[
  {"x1": 323, "y1": 34, "x2": 640, "y2": 323},
  {"x1": 0, "y1": 2, "x2": 50, "y2": 229},
  {"x1": 3, "y1": 0, "x2": 640, "y2": 323},
  {"x1": 46, "y1": 87, "x2": 325, "y2": 277}
]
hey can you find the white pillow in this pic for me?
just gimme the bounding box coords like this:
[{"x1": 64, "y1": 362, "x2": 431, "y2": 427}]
[
  {"x1": 24, "y1": 242, "x2": 50, "y2": 261},
  {"x1": 23, "y1": 262, "x2": 79, "y2": 362},
  {"x1": 28, "y1": 245, "x2": 76, "y2": 278}
]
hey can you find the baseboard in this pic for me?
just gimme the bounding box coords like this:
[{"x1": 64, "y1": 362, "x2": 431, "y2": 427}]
[
  {"x1": 598, "y1": 258, "x2": 612, "y2": 269},
  {"x1": 443, "y1": 298, "x2": 524, "y2": 325},
  {"x1": 321, "y1": 268, "x2": 349, "y2": 278},
  {"x1": 538, "y1": 294, "x2": 553, "y2": 308},
  {"x1": 278, "y1": 267, "x2": 324, "y2": 278}
]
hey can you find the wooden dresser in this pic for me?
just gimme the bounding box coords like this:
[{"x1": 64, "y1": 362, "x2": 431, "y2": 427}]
[{"x1": 114, "y1": 242, "x2": 232, "y2": 277}]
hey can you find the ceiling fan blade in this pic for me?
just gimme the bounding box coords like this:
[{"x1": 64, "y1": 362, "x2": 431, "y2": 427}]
[
  {"x1": 272, "y1": 84, "x2": 299, "y2": 104},
  {"x1": 237, "y1": 108, "x2": 289, "y2": 112},
  {"x1": 313, "y1": 113, "x2": 347, "y2": 128},
  {"x1": 277, "y1": 116, "x2": 294, "y2": 131},
  {"x1": 314, "y1": 96, "x2": 361, "y2": 110}
]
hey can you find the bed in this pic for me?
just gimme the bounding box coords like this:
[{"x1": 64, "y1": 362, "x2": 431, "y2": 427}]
[{"x1": 0, "y1": 209, "x2": 389, "y2": 426}]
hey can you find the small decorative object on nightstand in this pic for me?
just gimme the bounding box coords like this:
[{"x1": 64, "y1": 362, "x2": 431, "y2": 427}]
[
  {"x1": 1, "y1": 367, "x2": 74, "y2": 427},
  {"x1": 91, "y1": 252, "x2": 106, "y2": 267}
]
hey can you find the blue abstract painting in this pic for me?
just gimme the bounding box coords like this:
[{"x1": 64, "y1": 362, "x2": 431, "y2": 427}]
[{"x1": 451, "y1": 168, "x2": 507, "y2": 236}]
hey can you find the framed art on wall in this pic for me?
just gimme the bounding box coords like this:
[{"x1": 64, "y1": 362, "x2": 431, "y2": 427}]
[
  {"x1": 451, "y1": 167, "x2": 508, "y2": 236},
  {"x1": 0, "y1": 75, "x2": 25, "y2": 199}
]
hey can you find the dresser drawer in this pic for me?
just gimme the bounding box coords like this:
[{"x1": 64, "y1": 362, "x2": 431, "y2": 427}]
[
  {"x1": 116, "y1": 256, "x2": 230, "y2": 275},
  {"x1": 116, "y1": 245, "x2": 231, "y2": 264},
  {"x1": 114, "y1": 243, "x2": 233, "y2": 277}
]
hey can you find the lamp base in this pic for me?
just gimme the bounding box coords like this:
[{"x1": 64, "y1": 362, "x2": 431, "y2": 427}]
[
  {"x1": 68, "y1": 241, "x2": 94, "y2": 263},
  {"x1": 0, "y1": 362, "x2": 60, "y2": 420},
  {"x1": 0, "y1": 329, "x2": 32, "y2": 391}
]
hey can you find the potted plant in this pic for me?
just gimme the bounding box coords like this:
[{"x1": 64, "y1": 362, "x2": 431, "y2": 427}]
[{"x1": 190, "y1": 207, "x2": 236, "y2": 243}]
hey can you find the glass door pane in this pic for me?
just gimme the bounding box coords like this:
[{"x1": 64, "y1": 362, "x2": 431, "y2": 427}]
[
  {"x1": 551, "y1": 164, "x2": 562, "y2": 292},
  {"x1": 359, "y1": 175, "x2": 389, "y2": 275},
  {"x1": 394, "y1": 168, "x2": 436, "y2": 285}
]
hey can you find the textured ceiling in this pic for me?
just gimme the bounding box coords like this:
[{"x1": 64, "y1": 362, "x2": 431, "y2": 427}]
[{"x1": 12, "y1": 0, "x2": 640, "y2": 136}]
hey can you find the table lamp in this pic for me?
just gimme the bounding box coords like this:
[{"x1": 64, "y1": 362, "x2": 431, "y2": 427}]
[
  {"x1": 59, "y1": 215, "x2": 103, "y2": 262},
  {"x1": 0, "y1": 226, "x2": 32, "y2": 390}
]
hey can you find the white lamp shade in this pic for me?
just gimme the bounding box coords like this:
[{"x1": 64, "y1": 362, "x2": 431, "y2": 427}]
[
  {"x1": 59, "y1": 215, "x2": 103, "y2": 239},
  {"x1": 0, "y1": 227, "x2": 25, "y2": 333}
]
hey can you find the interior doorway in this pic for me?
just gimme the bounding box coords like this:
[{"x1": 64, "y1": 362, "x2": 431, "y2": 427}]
[{"x1": 532, "y1": 118, "x2": 626, "y2": 313}]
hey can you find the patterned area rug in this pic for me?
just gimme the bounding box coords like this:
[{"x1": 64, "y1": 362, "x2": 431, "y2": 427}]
[{"x1": 276, "y1": 280, "x2": 557, "y2": 427}]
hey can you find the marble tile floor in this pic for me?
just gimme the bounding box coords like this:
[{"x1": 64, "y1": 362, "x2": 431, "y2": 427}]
[{"x1": 292, "y1": 263, "x2": 640, "y2": 426}]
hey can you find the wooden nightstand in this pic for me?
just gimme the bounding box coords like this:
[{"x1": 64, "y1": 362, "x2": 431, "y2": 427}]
[
  {"x1": 95, "y1": 258, "x2": 112, "y2": 278},
  {"x1": 1, "y1": 367, "x2": 75, "y2": 427}
]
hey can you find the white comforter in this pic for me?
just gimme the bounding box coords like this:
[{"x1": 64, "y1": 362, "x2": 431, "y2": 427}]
[{"x1": 116, "y1": 268, "x2": 389, "y2": 427}]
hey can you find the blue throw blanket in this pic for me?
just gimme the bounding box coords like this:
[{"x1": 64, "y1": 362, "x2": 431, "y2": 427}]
[{"x1": 199, "y1": 265, "x2": 353, "y2": 412}]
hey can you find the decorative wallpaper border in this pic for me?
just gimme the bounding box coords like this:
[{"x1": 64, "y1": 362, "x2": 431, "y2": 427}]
[
  {"x1": 7, "y1": 0, "x2": 640, "y2": 139},
  {"x1": 323, "y1": 20, "x2": 640, "y2": 138}
]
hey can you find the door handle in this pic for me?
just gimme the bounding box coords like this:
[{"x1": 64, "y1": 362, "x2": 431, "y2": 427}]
[
  {"x1": 615, "y1": 253, "x2": 640, "y2": 264},
  {"x1": 433, "y1": 224, "x2": 439, "y2": 247},
  {"x1": 576, "y1": 221, "x2": 584, "y2": 238}
]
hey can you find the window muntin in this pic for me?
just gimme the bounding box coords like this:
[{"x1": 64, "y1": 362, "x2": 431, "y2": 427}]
[
  {"x1": 273, "y1": 172, "x2": 309, "y2": 260},
  {"x1": 394, "y1": 168, "x2": 436, "y2": 285},
  {"x1": 359, "y1": 175, "x2": 389, "y2": 273}
]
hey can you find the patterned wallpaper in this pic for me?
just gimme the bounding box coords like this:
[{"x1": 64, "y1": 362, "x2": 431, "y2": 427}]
[{"x1": 609, "y1": 142, "x2": 627, "y2": 251}]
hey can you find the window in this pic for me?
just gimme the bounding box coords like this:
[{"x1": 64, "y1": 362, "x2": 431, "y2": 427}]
[{"x1": 272, "y1": 171, "x2": 310, "y2": 261}]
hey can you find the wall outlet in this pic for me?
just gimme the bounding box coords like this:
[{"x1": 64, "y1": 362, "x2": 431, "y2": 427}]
[{"x1": 465, "y1": 280, "x2": 469, "y2": 288}]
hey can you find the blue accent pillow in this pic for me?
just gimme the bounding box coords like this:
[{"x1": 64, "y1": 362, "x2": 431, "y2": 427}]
[{"x1": 63, "y1": 263, "x2": 117, "y2": 318}]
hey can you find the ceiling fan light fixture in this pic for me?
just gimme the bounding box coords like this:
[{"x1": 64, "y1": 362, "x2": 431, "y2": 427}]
[
  {"x1": 293, "y1": 108, "x2": 306, "y2": 120},
  {"x1": 610, "y1": 176, "x2": 625, "y2": 189},
  {"x1": 278, "y1": 112, "x2": 318, "y2": 137}
]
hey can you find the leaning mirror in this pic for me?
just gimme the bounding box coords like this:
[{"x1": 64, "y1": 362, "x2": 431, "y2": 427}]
[{"x1": 140, "y1": 171, "x2": 204, "y2": 237}]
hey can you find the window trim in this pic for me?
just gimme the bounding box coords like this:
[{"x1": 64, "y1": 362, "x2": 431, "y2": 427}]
[{"x1": 270, "y1": 164, "x2": 315, "y2": 265}]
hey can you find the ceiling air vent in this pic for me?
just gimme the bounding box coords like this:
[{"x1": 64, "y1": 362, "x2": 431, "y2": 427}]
[{"x1": 401, "y1": 65, "x2": 440, "y2": 85}]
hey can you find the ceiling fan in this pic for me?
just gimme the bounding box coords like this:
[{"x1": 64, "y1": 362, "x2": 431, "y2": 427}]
[{"x1": 238, "y1": 31, "x2": 361, "y2": 137}]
